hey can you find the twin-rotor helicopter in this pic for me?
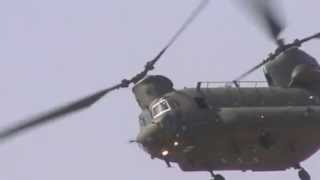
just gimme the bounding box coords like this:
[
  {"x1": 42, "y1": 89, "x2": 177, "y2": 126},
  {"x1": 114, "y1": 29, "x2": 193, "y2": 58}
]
[{"x1": 1, "y1": 1, "x2": 320, "y2": 180}]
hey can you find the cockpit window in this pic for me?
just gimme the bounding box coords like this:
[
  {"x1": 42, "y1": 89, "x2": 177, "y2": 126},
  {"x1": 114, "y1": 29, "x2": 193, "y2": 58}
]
[
  {"x1": 139, "y1": 111, "x2": 152, "y2": 127},
  {"x1": 151, "y1": 99, "x2": 171, "y2": 118}
]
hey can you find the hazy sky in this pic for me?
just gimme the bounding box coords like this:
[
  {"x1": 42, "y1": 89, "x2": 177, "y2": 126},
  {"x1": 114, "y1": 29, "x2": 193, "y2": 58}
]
[{"x1": 1, "y1": 0, "x2": 320, "y2": 180}]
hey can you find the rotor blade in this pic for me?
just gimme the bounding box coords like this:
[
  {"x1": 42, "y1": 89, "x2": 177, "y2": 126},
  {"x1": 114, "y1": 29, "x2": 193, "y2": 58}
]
[
  {"x1": 300, "y1": 32, "x2": 320, "y2": 44},
  {"x1": 145, "y1": 0, "x2": 209, "y2": 68},
  {"x1": 258, "y1": 0, "x2": 284, "y2": 41},
  {"x1": 0, "y1": 84, "x2": 123, "y2": 141},
  {"x1": 235, "y1": 0, "x2": 285, "y2": 42},
  {"x1": 233, "y1": 60, "x2": 267, "y2": 82},
  {"x1": 165, "y1": 0, "x2": 209, "y2": 51}
]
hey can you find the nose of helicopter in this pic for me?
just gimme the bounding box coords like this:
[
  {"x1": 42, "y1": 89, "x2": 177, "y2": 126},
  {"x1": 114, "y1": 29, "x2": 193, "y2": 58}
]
[
  {"x1": 136, "y1": 113, "x2": 178, "y2": 144},
  {"x1": 135, "y1": 114, "x2": 180, "y2": 159},
  {"x1": 136, "y1": 123, "x2": 161, "y2": 145}
]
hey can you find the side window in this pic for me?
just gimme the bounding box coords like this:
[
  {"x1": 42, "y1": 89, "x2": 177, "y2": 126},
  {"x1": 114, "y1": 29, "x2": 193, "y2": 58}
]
[{"x1": 194, "y1": 97, "x2": 208, "y2": 109}]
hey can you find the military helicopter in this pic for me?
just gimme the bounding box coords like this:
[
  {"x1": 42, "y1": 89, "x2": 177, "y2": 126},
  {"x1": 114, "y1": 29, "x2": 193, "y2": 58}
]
[{"x1": 1, "y1": 0, "x2": 320, "y2": 180}]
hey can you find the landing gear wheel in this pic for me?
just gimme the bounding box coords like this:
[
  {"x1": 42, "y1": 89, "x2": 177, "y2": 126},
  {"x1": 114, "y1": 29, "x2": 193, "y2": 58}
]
[
  {"x1": 209, "y1": 171, "x2": 225, "y2": 180},
  {"x1": 213, "y1": 174, "x2": 225, "y2": 180},
  {"x1": 298, "y1": 169, "x2": 311, "y2": 180}
]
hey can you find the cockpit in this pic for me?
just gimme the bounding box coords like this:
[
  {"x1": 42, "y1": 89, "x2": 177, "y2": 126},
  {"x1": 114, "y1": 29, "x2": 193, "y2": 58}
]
[{"x1": 151, "y1": 99, "x2": 172, "y2": 118}]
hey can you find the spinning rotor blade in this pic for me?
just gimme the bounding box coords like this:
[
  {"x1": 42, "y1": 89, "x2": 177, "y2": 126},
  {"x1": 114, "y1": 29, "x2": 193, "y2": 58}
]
[
  {"x1": 300, "y1": 32, "x2": 320, "y2": 44},
  {"x1": 0, "y1": 84, "x2": 124, "y2": 140},
  {"x1": 162, "y1": 0, "x2": 209, "y2": 53},
  {"x1": 130, "y1": 0, "x2": 210, "y2": 80},
  {"x1": 233, "y1": 60, "x2": 267, "y2": 82},
  {"x1": 237, "y1": 0, "x2": 285, "y2": 44},
  {"x1": 0, "y1": 0, "x2": 209, "y2": 141},
  {"x1": 256, "y1": 0, "x2": 284, "y2": 43}
]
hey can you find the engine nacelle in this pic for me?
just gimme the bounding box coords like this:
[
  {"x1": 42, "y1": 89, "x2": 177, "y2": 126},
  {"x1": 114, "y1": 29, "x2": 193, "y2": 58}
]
[{"x1": 132, "y1": 75, "x2": 174, "y2": 109}]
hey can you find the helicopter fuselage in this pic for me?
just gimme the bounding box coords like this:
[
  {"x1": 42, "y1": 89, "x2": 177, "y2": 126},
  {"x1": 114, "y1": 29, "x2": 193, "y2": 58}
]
[{"x1": 137, "y1": 83, "x2": 320, "y2": 172}]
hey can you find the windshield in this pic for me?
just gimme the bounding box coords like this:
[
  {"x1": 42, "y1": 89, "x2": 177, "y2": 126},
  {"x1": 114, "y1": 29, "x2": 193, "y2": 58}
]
[{"x1": 151, "y1": 99, "x2": 171, "y2": 118}]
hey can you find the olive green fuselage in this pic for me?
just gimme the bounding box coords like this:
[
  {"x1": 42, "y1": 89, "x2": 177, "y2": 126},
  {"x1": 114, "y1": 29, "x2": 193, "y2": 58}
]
[{"x1": 140, "y1": 86, "x2": 320, "y2": 172}]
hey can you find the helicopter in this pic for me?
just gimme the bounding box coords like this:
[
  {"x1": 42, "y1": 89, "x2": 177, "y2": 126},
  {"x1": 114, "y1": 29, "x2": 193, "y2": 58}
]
[{"x1": 1, "y1": 0, "x2": 320, "y2": 180}]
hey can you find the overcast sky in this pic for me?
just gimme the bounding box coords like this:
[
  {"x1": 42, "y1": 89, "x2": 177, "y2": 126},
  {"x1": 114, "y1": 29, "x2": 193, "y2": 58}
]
[{"x1": 1, "y1": 0, "x2": 320, "y2": 180}]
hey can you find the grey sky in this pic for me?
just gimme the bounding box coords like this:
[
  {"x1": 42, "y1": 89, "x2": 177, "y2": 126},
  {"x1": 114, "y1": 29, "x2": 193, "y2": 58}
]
[{"x1": 1, "y1": 0, "x2": 320, "y2": 179}]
